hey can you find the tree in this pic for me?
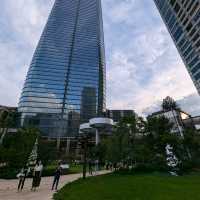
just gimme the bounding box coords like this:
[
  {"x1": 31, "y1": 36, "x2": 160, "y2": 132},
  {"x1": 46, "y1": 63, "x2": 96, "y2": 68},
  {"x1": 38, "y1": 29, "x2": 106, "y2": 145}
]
[
  {"x1": 38, "y1": 138, "x2": 58, "y2": 166},
  {"x1": 101, "y1": 115, "x2": 142, "y2": 166},
  {"x1": 103, "y1": 115, "x2": 179, "y2": 171},
  {"x1": 0, "y1": 109, "x2": 18, "y2": 145},
  {"x1": 162, "y1": 96, "x2": 179, "y2": 111},
  {"x1": 145, "y1": 116, "x2": 192, "y2": 173},
  {"x1": 88, "y1": 114, "x2": 200, "y2": 173},
  {"x1": 0, "y1": 128, "x2": 38, "y2": 170},
  {"x1": 183, "y1": 128, "x2": 200, "y2": 167}
]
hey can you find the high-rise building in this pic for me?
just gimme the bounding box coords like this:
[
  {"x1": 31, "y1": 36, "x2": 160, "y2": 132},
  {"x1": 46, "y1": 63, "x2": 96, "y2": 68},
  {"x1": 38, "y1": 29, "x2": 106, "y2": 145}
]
[
  {"x1": 18, "y1": 0, "x2": 106, "y2": 138},
  {"x1": 153, "y1": 0, "x2": 200, "y2": 93}
]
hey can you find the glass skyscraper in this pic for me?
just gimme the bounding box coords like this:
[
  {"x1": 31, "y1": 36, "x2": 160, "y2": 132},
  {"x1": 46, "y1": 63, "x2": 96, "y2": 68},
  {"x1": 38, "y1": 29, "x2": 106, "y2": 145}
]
[
  {"x1": 154, "y1": 0, "x2": 200, "y2": 93},
  {"x1": 18, "y1": 0, "x2": 106, "y2": 138}
]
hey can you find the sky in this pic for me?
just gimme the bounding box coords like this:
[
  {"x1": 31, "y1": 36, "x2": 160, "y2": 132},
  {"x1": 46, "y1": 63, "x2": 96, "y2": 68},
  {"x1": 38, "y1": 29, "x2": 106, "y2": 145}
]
[{"x1": 0, "y1": 0, "x2": 200, "y2": 116}]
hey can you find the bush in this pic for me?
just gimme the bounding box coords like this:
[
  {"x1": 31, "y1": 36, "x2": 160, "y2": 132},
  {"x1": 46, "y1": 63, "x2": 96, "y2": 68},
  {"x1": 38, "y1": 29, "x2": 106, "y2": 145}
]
[
  {"x1": 0, "y1": 167, "x2": 18, "y2": 179},
  {"x1": 0, "y1": 164, "x2": 82, "y2": 179},
  {"x1": 114, "y1": 163, "x2": 168, "y2": 175},
  {"x1": 42, "y1": 167, "x2": 70, "y2": 177}
]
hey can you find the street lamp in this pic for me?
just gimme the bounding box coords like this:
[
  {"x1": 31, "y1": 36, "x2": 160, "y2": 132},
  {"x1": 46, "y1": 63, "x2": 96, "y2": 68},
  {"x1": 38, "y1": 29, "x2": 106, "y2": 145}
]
[
  {"x1": 79, "y1": 123, "x2": 94, "y2": 179},
  {"x1": 89, "y1": 117, "x2": 114, "y2": 145},
  {"x1": 79, "y1": 117, "x2": 114, "y2": 177},
  {"x1": 89, "y1": 117, "x2": 114, "y2": 171}
]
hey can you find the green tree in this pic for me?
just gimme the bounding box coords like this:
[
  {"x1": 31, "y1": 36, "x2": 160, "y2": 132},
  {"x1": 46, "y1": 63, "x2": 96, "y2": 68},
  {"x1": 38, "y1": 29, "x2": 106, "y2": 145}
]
[
  {"x1": 145, "y1": 116, "x2": 186, "y2": 170},
  {"x1": 183, "y1": 128, "x2": 200, "y2": 167},
  {"x1": 38, "y1": 138, "x2": 58, "y2": 166},
  {"x1": 162, "y1": 96, "x2": 179, "y2": 111},
  {"x1": 102, "y1": 115, "x2": 141, "y2": 166},
  {"x1": 1, "y1": 128, "x2": 38, "y2": 169},
  {"x1": 0, "y1": 109, "x2": 18, "y2": 145}
]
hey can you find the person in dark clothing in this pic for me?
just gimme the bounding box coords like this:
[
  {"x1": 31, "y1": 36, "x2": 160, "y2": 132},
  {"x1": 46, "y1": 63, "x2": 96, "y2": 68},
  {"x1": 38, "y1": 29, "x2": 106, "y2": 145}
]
[
  {"x1": 113, "y1": 163, "x2": 117, "y2": 171},
  {"x1": 17, "y1": 166, "x2": 28, "y2": 191},
  {"x1": 52, "y1": 164, "x2": 62, "y2": 191},
  {"x1": 88, "y1": 160, "x2": 93, "y2": 175},
  {"x1": 105, "y1": 162, "x2": 110, "y2": 170}
]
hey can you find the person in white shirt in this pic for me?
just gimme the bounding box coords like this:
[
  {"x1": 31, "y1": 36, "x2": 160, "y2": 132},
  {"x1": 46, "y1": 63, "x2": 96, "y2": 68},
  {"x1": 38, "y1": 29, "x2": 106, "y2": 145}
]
[{"x1": 31, "y1": 161, "x2": 43, "y2": 191}]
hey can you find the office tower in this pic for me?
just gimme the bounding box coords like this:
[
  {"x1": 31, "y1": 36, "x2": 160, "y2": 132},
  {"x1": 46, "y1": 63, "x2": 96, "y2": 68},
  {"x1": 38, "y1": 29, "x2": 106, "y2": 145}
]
[
  {"x1": 153, "y1": 0, "x2": 200, "y2": 93},
  {"x1": 18, "y1": 0, "x2": 106, "y2": 138}
]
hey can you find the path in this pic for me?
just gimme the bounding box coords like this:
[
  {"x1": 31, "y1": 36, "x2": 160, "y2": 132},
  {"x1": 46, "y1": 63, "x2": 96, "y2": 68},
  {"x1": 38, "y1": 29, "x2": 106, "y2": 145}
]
[{"x1": 0, "y1": 171, "x2": 109, "y2": 200}]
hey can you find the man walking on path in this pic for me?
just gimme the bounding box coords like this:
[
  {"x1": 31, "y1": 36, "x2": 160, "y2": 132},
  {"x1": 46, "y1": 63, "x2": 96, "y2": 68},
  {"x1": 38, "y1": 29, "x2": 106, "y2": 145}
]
[{"x1": 52, "y1": 163, "x2": 62, "y2": 191}]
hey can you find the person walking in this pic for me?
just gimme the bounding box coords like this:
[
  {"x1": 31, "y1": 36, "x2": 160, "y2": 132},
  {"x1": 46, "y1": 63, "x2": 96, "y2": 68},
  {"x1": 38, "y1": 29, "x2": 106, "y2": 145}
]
[
  {"x1": 52, "y1": 163, "x2": 62, "y2": 191},
  {"x1": 17, "y1": 166, "x2": 28, "y2": 191},
  {"x1": 94, "y1": 159, "x2": 99, "y2": 174},
  {"x1": 31, "y1": 161, "x2": 43, "y2": 191},
  {"x1": 88, "y1": 160, "x2": 93, "y2": 175}
]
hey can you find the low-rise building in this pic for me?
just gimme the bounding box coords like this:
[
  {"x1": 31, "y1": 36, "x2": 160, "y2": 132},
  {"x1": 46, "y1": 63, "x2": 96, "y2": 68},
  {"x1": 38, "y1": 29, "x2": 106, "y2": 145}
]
[
  {"x1": 106, "y1": 109, "x2": 136, "y2": 123},
  {"x1": 148, "y1": 97, "x2": 194, "y2": 137}
]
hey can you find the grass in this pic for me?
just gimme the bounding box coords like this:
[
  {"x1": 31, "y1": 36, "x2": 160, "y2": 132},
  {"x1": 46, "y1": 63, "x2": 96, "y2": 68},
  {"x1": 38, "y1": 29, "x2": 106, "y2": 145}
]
[
  {"x1": 54, "y1": 173, "x2": 200, "y2": 200},
  {"x1": 69, "y1": 164, "x2": 82, "y2": 174},
  {"x1": 45, "y1": 163, "x2": 82, "y2": 173},
  {"x1": 42, "y1": 164, "x2": 82, "y2": 177}
]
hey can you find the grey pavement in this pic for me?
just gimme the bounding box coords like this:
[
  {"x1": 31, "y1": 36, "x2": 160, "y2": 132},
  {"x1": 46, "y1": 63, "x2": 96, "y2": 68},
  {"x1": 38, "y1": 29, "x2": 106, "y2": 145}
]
[{"x1": 0, "y1": 171, "x2": 109, "y2": 200}]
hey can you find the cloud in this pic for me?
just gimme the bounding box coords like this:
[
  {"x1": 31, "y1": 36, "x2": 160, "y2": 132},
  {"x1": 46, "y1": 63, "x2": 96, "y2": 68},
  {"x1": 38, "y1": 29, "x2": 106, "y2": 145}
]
[
  {"x1": 104, "y1": 0, "x2": 198, "y2": 115},
  {"x1": 177, "y1": 94, "x2": 200, "y2": 116},
  {"x1": 0, "y1": 0, "x2": 199, "y2": 118},
  {"x1": 107, "y1": 48, "x2": 196, "y2": 114},
  {"x1": 143, "y1": 93, "x2": 200, "y2": 117},
  {"x1": 2, "y1": 0, "x2": 54, "y2": 46},
  {"x1": 0, "y1": 0, "x2": 53, "y2": 106}
]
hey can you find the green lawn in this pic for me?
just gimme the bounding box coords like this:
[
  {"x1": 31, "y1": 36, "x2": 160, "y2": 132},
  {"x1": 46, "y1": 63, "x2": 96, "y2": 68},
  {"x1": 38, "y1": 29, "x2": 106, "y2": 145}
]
[
  {"x1": 43, "y1": 164, "x2": 82, "y2": 176},
  {"x1": 68, "y1": 164, "x2": 83, "y2": 174},
  {"x1": 54, "y1": 173, "x2": 200, "y2": 200}
]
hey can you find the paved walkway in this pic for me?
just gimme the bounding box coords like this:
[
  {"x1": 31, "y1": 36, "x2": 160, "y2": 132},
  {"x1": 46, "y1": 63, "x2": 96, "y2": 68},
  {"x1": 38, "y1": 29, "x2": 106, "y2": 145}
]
[{"x1": 0, "y1": 171, "x2": 109, "y2": 200}]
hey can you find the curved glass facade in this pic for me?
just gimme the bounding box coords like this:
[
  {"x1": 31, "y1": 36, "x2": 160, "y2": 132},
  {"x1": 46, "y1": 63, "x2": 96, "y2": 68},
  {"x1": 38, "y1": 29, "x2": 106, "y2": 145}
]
[
  {"x1": 154, "y1": 0, "x2": 200, "y2": 93},
  {"x1": 18, "y1": 0, "x2": 106, "y2": 138}
]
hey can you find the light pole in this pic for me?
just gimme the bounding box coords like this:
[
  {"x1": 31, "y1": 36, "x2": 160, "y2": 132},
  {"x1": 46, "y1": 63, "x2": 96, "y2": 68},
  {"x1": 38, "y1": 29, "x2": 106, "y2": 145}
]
[
  {"x1": 79, "y1": 123, "x2": 94, "y2": 179},
  {"x1": 79, "y1": 118, "x2": 114, "y2": 176},
  {"x1": 89, "y1": 117, "x2": 114, "y2": 171}
]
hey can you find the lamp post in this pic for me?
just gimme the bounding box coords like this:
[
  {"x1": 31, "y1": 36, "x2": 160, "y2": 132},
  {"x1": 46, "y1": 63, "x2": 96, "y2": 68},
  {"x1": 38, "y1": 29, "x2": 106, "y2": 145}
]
[
  {"x1": 79, "y1": 118, "x2": 114, "y2": 177},
  {"x1": 89, "y1": 117, "x2": 114, "y2": 171},
  {"x1": 89, "y1": 117, "x2": 114, "y2": 145},
  {"x1": 79, "y1": 123, "x2": 94, "y2": 179}
]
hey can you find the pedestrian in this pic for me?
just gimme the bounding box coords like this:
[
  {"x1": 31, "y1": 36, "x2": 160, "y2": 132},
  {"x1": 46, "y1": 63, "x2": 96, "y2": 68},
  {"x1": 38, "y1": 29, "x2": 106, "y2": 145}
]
[
  {"x1": 17, "y1": 166, "x2": 28, "y2": 191},
  {"x1": 113, "y1": 162, "x2": 117, "y2": 171},
  {"x1": 52, "y1": 163, "x2": 62, "y2": 191},
  {"x1": 105, "y1": 162, "x2": 109, "y2": 170},
  {"x1": 94, "y1": 159, "x2": 99, "y2": 174},
  {"x1": 88, "y1": 160, "x2": 93, "y2": 175},
  {"x1": 31, "y1": 160, "x2": 43, "y2": 191}
]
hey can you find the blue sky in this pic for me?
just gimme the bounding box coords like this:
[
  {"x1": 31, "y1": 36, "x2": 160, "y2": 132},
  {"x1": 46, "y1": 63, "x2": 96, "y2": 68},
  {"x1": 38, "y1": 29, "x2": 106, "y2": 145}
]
[{"x1": 0, "y1": 0, "x2": 200, "y2": 116}]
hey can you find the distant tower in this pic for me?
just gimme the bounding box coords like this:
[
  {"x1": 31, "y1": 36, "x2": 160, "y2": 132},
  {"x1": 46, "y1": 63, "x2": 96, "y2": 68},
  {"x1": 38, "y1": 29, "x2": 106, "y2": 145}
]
[
  {"x1": 153, "y1": 0, "x2": 200, "y2": 94},
  {"x1": 18, "y1": 0, "x2": 106, "y2": 138}
]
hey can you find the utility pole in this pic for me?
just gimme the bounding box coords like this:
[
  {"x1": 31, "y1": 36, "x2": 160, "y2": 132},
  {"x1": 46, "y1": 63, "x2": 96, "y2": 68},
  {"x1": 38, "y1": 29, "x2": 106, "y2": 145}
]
[
  {"x1": 78, "y1": 135, "x2": 89, "y2": 179},
  {"x1": 82, "y1": 136, "x2": 88, "y2": 179}
]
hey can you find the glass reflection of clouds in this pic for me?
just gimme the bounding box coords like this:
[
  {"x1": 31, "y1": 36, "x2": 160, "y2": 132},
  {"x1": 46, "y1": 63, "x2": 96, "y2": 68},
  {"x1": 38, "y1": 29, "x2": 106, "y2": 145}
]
[{"x1": 18, "y1": 0, "x2": 106, "y2": 138}]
